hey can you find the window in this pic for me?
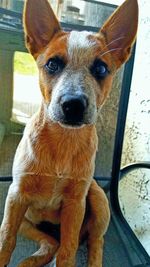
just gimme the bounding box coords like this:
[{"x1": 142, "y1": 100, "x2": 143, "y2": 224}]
[{"x1": 12, "y1": 52, "x2": 40, "y2": 125}]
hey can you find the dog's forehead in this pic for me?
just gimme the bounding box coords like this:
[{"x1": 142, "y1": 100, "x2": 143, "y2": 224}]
[
  {"x1": 39, "y1": 30, "x2": 110, "y2": 68},
  {"x1": 68, "y1": 31, "x2": 96, "y2": 50},
  {"x1": 67, "y1": 31, "x2": 97, "y2": 63}
]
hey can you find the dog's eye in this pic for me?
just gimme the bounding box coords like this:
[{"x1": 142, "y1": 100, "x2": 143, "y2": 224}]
[
  {"x1": 90, "y1": 59, "x2": 109, "y2": 80},
  {"x1": 45, "y1": 57, "x2": 65, "y2": 74}
]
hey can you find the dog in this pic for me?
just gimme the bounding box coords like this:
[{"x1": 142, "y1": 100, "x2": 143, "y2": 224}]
[{"x1": 0, "y1": 0, "x2": 138, "y2": 266}]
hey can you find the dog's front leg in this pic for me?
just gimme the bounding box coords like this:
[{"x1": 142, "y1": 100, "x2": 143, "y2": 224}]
[
  {"x1": 57, "y1": 198, "x2": 86, "y2": 267},
  {"x1": 0, "y1": 183, "x2": 28, "y2": 267}
]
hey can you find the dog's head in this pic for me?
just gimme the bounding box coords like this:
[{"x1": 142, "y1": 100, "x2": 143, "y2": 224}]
[{"x1": 23, "y1": 0, "x2": 138, "y2": 128}]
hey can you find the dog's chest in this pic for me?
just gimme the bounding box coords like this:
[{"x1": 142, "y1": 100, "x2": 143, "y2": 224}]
[
  {"x1": 25, "y1": 173, "x2": 88, "y2": 224},
  {"x1": 25, "y1": 176, "x2": 66, "y2": 224},
  {"x1": 37, "y1": 176, "x2": 65, "y2": 208}
]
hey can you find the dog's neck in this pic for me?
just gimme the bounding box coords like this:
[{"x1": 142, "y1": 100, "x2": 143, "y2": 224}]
[{"x1": 24, "y1": 102, "x2": 98, "y2": 172}]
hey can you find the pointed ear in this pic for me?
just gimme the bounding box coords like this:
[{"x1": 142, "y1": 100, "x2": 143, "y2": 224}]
[
  {"x1": 100, "y1": 0, "x2": 138, "y2": 68},
  {"x1": 23, "y1": 0, "x2": 62, "y2": 57}
]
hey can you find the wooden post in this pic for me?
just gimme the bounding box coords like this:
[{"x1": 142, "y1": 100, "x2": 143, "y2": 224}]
[
  {"x1": 0, "y1": 50, "x2": 14, "y2": 127},
  {"x1": 56, "y1": 0, "x2": 64, "y2": 17},
  {"x1": 1, "y1": 0, "x2": 10, "y2": 8}
]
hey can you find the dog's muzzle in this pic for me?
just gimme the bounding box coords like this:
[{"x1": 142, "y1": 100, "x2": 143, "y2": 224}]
[{"x1": 60, "y1": 94, "x2": 88, "y2": 126}]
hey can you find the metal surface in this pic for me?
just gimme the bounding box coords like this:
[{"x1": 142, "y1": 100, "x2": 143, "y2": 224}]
[{"x1": 120, "y1": 162, "x2": 150, "y2": 176}]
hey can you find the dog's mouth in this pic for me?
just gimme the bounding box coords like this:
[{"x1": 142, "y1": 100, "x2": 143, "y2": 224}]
[{"x1": 59, "y1": 120, "x2": 86, "y2": 129}]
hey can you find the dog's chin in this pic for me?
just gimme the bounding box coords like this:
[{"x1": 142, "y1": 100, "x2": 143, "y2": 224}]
[
  {"x1": 48, "y1": 113, "x2": 94, "y2": 129},
  {"x1": 58, "y1": 121, "x2": 86, "y2": 130}
]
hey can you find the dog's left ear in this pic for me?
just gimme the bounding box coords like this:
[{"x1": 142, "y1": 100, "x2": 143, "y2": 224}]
[
  {"x1": 100, "y1": 0, "x2": 138, "y2": 68},
  {"x1": 23, "y1": 0, "x2": 61, "y2": 57}
]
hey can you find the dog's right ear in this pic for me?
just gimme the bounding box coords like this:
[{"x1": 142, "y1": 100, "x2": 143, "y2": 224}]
[
  {"x1": 23, "y1": 0, "x2": 61, "y2": 57},
  {"x1": 100, "y1": 0, "x2": 138, "y2": 68}
]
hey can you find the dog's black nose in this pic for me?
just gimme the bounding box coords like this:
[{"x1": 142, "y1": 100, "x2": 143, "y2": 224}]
[{"x1": 60, "y1": 94, "x2": 88, "y2": 126}]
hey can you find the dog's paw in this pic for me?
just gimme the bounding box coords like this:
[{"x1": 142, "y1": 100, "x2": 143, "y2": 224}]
[
  {"x1": 0, "y1": 260, "x2": 8, "y2": 267},
  {"x1": 57, "y1": 247, "x2": 76, "y2": 267},
  {"x1": 0, "y1": 231, "x2": 16, "y2": 267},
  {"x1": 0, "y1": 260, "x2": 9, "y2": 267},
  {"x1": 0, "y1": 251, "x2": 10, "y2": 267}
]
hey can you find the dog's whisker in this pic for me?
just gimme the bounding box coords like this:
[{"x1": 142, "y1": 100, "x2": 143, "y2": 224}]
[
  {"x1": 100, "y1": 36, "x2": 125, "y2": 54},
  {"x1": 100, "y1": 47, "x2": 122, "y2": 57}
]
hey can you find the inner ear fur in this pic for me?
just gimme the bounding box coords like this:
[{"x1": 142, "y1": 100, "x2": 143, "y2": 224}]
[
  {"x1": 100, "y1": 0, "x2": 138, "y2": 68},
  {"x1": 23, "y1": 0, "x2": 61, "y2": 57}
]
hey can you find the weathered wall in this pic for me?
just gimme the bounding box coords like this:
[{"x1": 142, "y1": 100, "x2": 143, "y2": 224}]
[
  {"x1": 95, "y1": 68, "x2": 123, "y2": 177},
  {"x1": 119, "y1": 0, "x2": 150, "y2": 254}
]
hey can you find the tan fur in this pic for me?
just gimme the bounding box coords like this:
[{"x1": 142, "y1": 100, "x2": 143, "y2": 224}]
[{"x1": 0, "y1": 0, "x2": 138, "y2": 266}]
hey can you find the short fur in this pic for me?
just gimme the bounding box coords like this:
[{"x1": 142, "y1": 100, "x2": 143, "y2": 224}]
[{"x1": 0, "y1": 0, "x2": 138, "y2": 266}]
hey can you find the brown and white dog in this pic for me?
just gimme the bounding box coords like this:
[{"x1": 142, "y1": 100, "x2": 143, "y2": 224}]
[{"x1": 0, "y1": 0, "x2": 138, "y2": 266}]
